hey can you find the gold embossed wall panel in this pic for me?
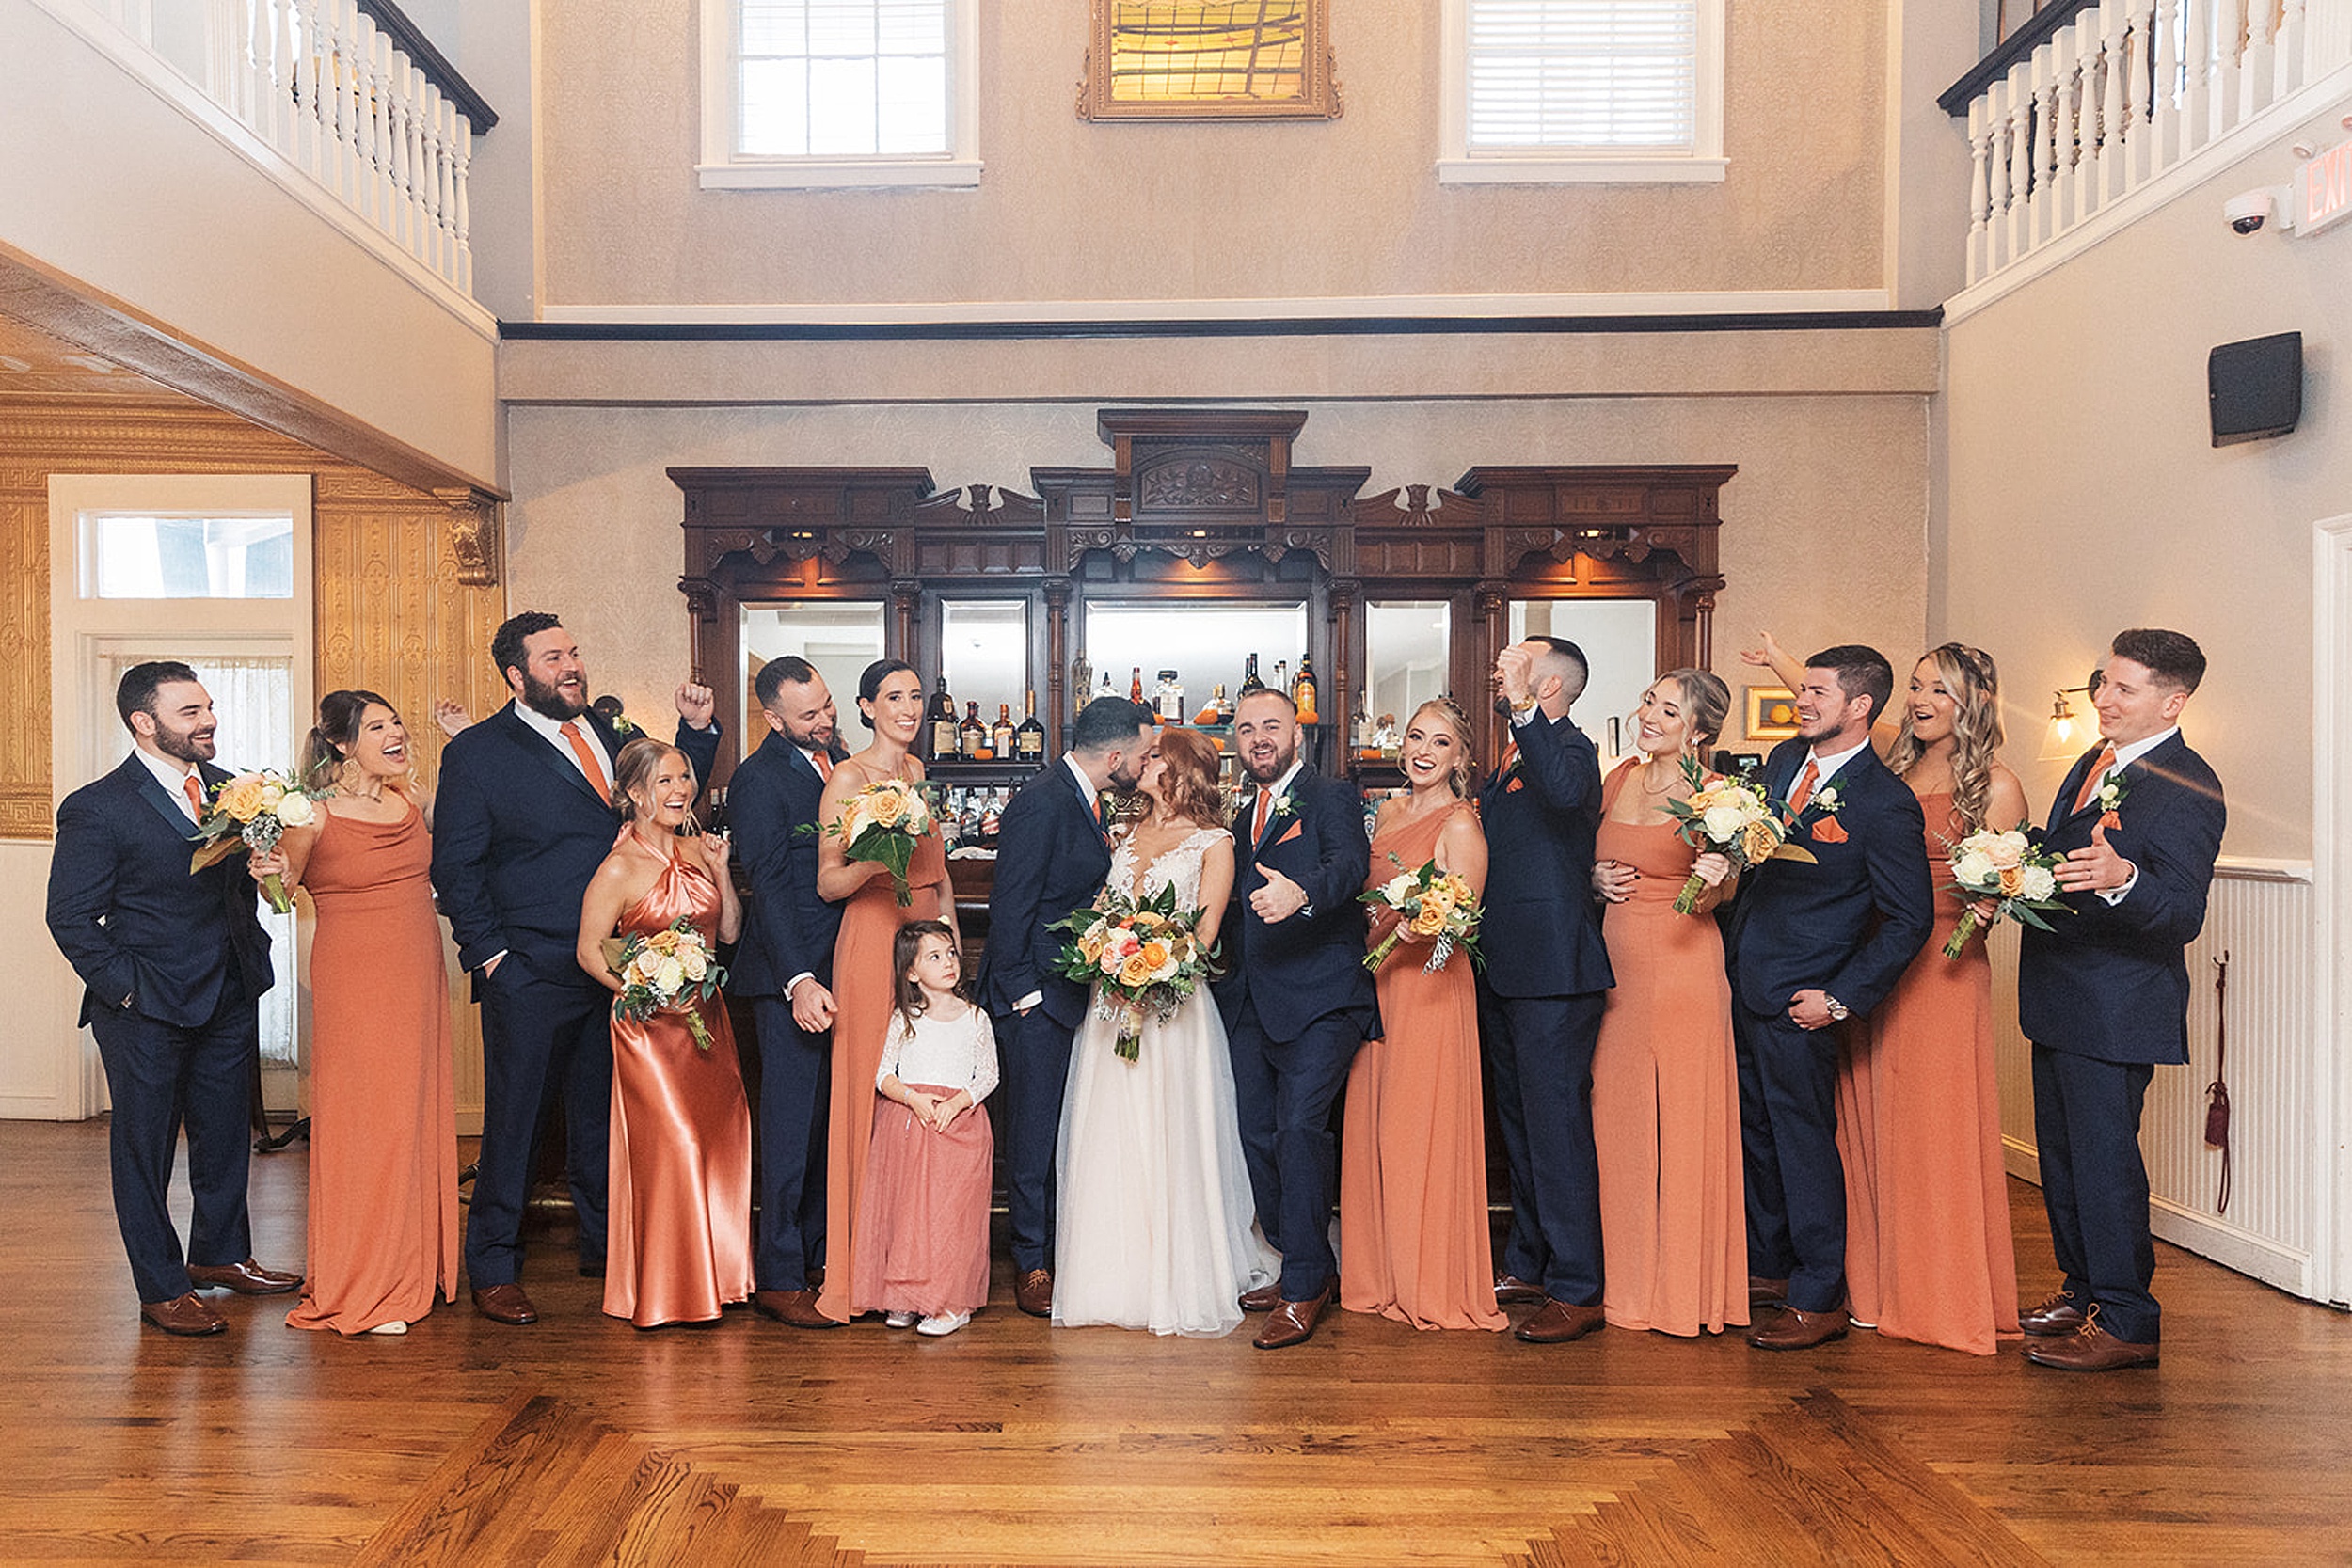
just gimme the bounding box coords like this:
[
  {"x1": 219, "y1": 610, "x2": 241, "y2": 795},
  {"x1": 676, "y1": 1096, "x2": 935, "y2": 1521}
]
[{"x1": 0, "y1": 474, "x2": 50, "y2": 836}]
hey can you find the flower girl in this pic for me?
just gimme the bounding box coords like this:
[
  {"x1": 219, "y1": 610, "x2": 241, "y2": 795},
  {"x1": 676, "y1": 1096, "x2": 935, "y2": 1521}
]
[{"x1": 851, "y1": 920, "x2": 998, "y2": 1336}]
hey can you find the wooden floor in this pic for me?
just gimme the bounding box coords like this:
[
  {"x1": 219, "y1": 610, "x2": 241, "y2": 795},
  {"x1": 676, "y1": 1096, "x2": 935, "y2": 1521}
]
[{"x1": 6, "y1": 1120, "x2": 2349, "y2": 1566}]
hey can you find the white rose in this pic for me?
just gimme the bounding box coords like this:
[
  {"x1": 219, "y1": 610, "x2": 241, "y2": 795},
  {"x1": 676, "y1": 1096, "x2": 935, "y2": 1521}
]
[
  {"x1": 1701, "y1": 801, "x2": 1750, "y2": 841},
  {"x1": 274, "y1": 793, "x2": 316, "y2": 827},
  {"x1": 2019, "y1": 865, "x2": 2057, "y2": 901},
  {"x1": 654, "y1": 956, "x2": 686, "y2": 994},
  {"x1": 1382, "y1": 874, "x2": 1417, "y2": 903},
  {"x1": 1953, "y1": 849, "x2": 1992, "y2": 887},
  {"x1": 678, "y1": 947, "x2": 708, "y2": 982}
]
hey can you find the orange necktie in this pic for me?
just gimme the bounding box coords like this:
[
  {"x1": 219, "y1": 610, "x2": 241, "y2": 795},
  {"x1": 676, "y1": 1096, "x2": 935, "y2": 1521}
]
[
  {"x1": 561, "y1": 721, "x2": 612, "y2": 804},
  {"x1": 183, "y1": 774, "x2": 205, "y2": 820},
  {"x1": 1788, "y1": 759, "x2": 1820, "y2": 814},
  {"x1": 1500, "y1": 738, "x2": 1520, "y2": 777},
  {"x1": 1251, "y1": 790, "x2": 1272, "y2": 845},
  {"x1": 2073, "y1": 744, "x2": 2117, "y2": 815},
  {"x1": 810, "y1": 749, "x2": 834, "y2": 781}
]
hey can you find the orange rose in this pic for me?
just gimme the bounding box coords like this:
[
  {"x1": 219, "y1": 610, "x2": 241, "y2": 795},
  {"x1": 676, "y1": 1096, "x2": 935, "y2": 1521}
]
[
  {"x1": 1409, "y1": 902, "x2": 1448, "y2": 937},
  {"x1": 215, "y1": 776, "x2": 267, "y2": 823},
  {"x1": 1138, "y1": 940, "x2": 1170, "y2": 970},
  {"x1": 866, "y1": 785, "x2": 907, "y2": 827},
  {"x1": 1998, "y1": 864, "x2": 2025, "y2": 896},
  {"x1": 1117, "y1": 952, "x2": 1154, "y2": 988}
]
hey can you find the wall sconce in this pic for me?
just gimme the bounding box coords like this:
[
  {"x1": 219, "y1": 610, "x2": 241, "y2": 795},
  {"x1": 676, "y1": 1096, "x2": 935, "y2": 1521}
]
[{"x1": 2038, "y1": 669, "x2": 2105, "y2": 759}]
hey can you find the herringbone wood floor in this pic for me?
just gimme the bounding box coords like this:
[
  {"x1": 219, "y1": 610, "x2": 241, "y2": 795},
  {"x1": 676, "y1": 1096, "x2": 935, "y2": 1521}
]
[{"x1": 4, "y1": 1119, "x2": 2347, "y2": 1565}]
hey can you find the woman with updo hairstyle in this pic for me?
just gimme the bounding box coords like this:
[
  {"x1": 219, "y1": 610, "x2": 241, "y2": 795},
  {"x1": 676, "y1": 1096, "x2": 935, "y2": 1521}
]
[
  {"x1": 1832, "y1": 643, "x2": 2026, "y2": 1354},
  {"x1": 812, "y1": 657, "x2": 954, "y2": 1323},
  {"x1": 576, "y1": 737, "x2": 751, "y2": 1326},
  {"x1": 1338, "y1": 697, "x2": 1505, "y2": 1332},
  {"x1": 247, "y1": 689, "x2": 461, "y2": 1337},
  {"x1": 1586, "y1": 668, "x2": 1747, "y2": 1337}
]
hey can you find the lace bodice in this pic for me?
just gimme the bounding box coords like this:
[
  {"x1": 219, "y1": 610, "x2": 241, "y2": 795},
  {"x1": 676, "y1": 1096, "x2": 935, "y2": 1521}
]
[{"x1": 1106, "y1": 826, "x2": 1230, "y2": 908}]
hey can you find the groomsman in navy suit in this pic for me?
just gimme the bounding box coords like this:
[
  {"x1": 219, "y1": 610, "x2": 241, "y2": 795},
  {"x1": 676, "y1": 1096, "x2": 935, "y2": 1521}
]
[
  {"x1": 431, "y1": 611, "x2": 720, "y2": 1324},
  {"x1": 1219, "y1": 687, "x2": 1375, "y2": 1349},
  {"x1": 728, "y1": 657, "x2": 848, "y2": 1329},
  {"x1": 980, "y1": 696, "x2": 1156, "y2": 1318},
  {"x1": 1479, "y1": 637, "x2": 1615, "y2": 1344},
  {"x1": 1728, "y1": 644, "x2": 1932, "y2": 1350},
  {"x1": 46, "y1": 661, "x2": 298, "y2": 1335},
  {"x1": 2017, "y1": 628, "x2": 2223, "y2": 1371}
]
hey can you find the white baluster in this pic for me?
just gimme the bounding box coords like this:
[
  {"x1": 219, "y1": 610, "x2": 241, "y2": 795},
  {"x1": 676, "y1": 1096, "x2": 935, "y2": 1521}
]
[
  {"x1": 420, "y1": 80, "x2": 449, "y2": 278},
  {"x1": 2129, "y1": 0, "x2": 2157, "y2": 188},
  {"x1": 2212, "y1": 0, "x2": 2244, "y2": 139},
  {"x1": 2071, "y1": 9, "x2": 2101, "y2": 222},
  {"x1": 362, "y1": 24, "x2": 394, "y2": 233},
  {"x1": 2049, "y1": 24, "x2": 2079, "y2": 235},
  {"x1": 2276, "y1": 0, "x2": 2307, "y2": 94},
  {"x1": 2006, "y1": 59, "x2": 2034, "y2": 262},
  {"x1": 398, "y1": 59, "x2": 423, "y2": 259},
  {"x1": 2149, "y1": 0, "x2": 2182, "y2": 174},
  {"x1": 2179, "y1": 0, "x2": 2209, "y2": 153},
  {"x1": 2244, "y1": 0, "x2": 2278, "y2": 114},
  {"x1": 2033, "y1": 43, "x2": 2061, "y2": 247},
  {"x1": 449, "y1": 103, "x2": 473, "y2": 295},
  {"x1": 2099, "y1": 0, "x2": 2130, "y2": 202},
  {"x1": 436, "y1": 95, "x2": 461, "y2": 285},
  {"x1": 1966, "y1": 97, "x2": 1991, "y2": 285}
]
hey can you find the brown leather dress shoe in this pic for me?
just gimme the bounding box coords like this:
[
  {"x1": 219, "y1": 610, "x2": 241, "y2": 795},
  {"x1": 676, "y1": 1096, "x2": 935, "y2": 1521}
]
[
  {"x1": 1015, "y1": 1269, "x2": 1054, "y2": 1318},
  {"x1": 1238, "y1": 1280, "x2": 1284, "y2": 1313},
  {"x1": 753, "y1": 1289, "x2": 836, "y2": 1328},
  {"x1": 186, "y1": 1259, "x2": 301, "y2": 1295},
  {"x1": 2024, "y1": 1315, "x2": 2158, "y2": 1371},
  {"x1": 1515, "y1": 1298, "x2": 1606, "y2": 1344},
  {"x1": 1493, "y1": 1273, "x2": 1546, "y2": 1306},
  {"x1": 2018, "y1": 1289, "x2": 2087, "y2": 1337},
  {"x1": 1746, "y1": 1305, "x2": 1850, "y2": 1350},
  {"x1": 140, "y1": 1291, "x2": 228, "y2": 1336},
  {"x1": 471, "y1": 1283, "x2": 539, "y2": 1325},
  {"x1": 1252, "y1": 1281, "x2": 1334, "y2": 1349},
  {"x1": 1747, "y1": 1275, "x2": 1789, "y2": 1308}
]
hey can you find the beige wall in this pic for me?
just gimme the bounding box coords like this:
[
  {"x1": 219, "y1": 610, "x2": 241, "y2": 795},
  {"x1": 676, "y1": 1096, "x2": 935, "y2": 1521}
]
[
  {"x1": 506, "y1": 392, "x2": 1931, "y2": 724},
  {"x1": 536, "y1": 1, "x2": 1890, "y2": 309}
]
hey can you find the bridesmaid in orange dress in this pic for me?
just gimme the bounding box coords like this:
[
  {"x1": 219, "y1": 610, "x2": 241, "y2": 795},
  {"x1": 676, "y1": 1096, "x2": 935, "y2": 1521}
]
[
  {"x1": 1340, "y1": 698, "x2": 1504, "y2": 1332},
  {"x1": 1588, "y1": 670, "x2": 1746, "y2": 1337},
  {"x1": 813, "y1": 659, "x2": 955, "y2": 1324},
  {"x1": 576, "y1": 737, "x2": 752, "y2": 1328},
  {"x1": 256, "y1": 690, "x2": 460, "y2": 1337},
  {"x1": 1834, "y1": 644, "x2": 2024, "y2": 1354}
]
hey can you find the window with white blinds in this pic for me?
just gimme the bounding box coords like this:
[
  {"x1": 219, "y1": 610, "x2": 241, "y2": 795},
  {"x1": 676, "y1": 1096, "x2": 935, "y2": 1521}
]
[
  {"x1": 698, "y1": 0, "x2": 981, "y2": 188},
  {"x1": 1439, "y1": 0, "x2": 1725, "y2": 184}
]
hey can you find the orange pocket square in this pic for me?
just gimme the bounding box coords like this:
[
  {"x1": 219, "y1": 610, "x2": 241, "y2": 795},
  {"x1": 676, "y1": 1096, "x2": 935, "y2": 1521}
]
[
  {"x1": 1276, "y1": 821, "x2": 1304, "y2": 845},
  {"x1": 1505, "y1": 777, "x2": 1525, "y2": 793},
  {"x1": 2098, "y1": 810, "x2": 2122, "y2": 831},
  {"x1": 1809, "y1": 816, "x2": 1849, "y2": 845}
]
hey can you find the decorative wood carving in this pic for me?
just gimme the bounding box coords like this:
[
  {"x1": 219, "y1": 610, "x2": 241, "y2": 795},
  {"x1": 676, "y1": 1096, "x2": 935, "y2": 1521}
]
[{"x1": 433, "y1": 486, "x2": 501, "y2": 586}]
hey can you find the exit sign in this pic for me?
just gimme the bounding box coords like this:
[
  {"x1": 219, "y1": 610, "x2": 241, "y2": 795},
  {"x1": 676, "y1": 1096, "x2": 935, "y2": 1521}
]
[{"x1": 2303, "y1": 138, "x2": 2352, "y2": 237}]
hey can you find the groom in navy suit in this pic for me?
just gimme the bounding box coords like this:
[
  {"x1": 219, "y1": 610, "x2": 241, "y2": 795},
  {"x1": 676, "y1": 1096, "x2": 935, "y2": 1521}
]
[
  {"x1": 431, "y1": 611, "x2": 719, "y2": 1324},
  {"x1": 2017, "y1": 629, "x2": 2223, "y2": 1371},
  {"x1": 46, "y1": 662, "x2": 298, "y2": 1335},
  {"x1": 1478, "y1": 637, "x2": 1615, "y2": 1344},
  {"x1": 980, "y1": 696, "x2": 1156, "y2": 1318},
  {"x1": 728, "y1": 657, "x2": 848, "y2": 1329},
  {"x1": 1218, "y1": 687, "x2": 1375, "y2": 1349},
  {"x1": 1728, "y1": 644, "x2": 1932, "y2": 1351}
]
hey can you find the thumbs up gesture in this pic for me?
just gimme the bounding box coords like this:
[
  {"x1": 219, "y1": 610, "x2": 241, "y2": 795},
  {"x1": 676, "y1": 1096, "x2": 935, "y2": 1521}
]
[{"x1": 2055, "y1": 818, "x2": 2134, "y2": 895}]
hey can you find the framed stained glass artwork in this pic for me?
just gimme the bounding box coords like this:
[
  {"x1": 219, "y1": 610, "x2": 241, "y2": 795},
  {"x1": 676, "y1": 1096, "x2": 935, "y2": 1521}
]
[{"x1": 1078, "y1": 0, "x2": 1343, "y2": 120}]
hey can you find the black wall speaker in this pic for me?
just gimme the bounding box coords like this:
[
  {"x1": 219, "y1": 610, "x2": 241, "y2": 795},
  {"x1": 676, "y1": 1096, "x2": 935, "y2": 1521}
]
[{"x1": 2208, "y1": 331, "x2": 2302, "y2": 446}]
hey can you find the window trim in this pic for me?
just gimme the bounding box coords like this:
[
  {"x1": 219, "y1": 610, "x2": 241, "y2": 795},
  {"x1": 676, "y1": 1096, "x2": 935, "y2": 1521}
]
[
  {"x1": 696, "y1": 0, "x2": 982, "y2": 191},
  {"x1": 1437, "y1": 0, "x2": 1727, "y2": 186}
]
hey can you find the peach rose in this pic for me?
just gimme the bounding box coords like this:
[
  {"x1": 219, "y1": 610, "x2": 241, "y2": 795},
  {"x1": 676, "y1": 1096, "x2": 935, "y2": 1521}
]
[
  {"x1": 215, "y1": 776, "x2": 267, "y2": 822},
  {"x1": 1118, "y1": 952, "x2": 1154, "y2": 988}
]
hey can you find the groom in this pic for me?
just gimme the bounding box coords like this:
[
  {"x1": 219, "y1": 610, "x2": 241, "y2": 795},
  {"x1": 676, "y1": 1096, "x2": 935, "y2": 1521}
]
[{"x1": 1219, "y1": 687, "x2": 1375, "y2": 1349}]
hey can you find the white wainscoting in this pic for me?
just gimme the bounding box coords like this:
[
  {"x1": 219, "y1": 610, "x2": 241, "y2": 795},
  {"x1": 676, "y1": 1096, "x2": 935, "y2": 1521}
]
[{"x1": 1996, "y1": 857, "x2": 2319, "y2": 1299}]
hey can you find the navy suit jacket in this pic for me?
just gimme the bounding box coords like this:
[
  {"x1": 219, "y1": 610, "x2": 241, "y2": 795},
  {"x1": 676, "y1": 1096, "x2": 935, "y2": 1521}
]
[
  {"x1": 2019, "y1": 733, "x2": 2224, "y2": 1065},
  {"x1": 1729, "y1": 738, "x2": 1934, "y2": 1020},
  {"x1": 430, "y1": 703, "x2": 721, "y2": 990},
  {"x1": 47, "y1": 755, "x2": 274, "y2": 1029},
  {"x1": 1476, "y1": 709, "x2": 1614, "y2": 999},
  {"x1": 1218, "y1": 768, "x2": 1376, "y2": 1041},
  {"x1": 727, "y1": 732, "x2": 844, "y2": 1000},
  {"x1": 978, "y1": 759, "x2": 1114, "y2": 1028}
]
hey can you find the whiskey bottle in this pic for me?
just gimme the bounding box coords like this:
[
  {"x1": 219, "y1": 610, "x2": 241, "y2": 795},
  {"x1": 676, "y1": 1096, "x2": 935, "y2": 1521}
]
[
  {"x1": 993, "y1": 703, "x2": 1017, "y2": 757},
  {"x1": 1293, "y1": 655, "x2": 1319, "y2": 722},
  {"x1": 1015, "y1": 689, "x2": 1046, "y2": 761},
  {"x1": 959, "y1": 701, "x2": 987, "y2": 759},
  {"x1": 929, "y1": 685, "x2": 960, "y2": 760}
]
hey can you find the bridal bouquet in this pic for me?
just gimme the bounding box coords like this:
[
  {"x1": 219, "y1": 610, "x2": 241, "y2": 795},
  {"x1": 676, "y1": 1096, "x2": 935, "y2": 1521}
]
[
  {"x1": 1359, "y1": 854, "x2": 1483, "y2": 974},
  {"x1": 1659, "y1": 755, "x2": 1817, "y2": 914},
  {"x1": 822, "y1": 777, "x2": 942, "y2": 907},
  {"x1": 603, "y1": 918, "x2": 729, "y2": 1051},
  {"x1": 1942, "y1": 825, "x2": 2067, "y2": 958},
  {"x1": 1047, "y1": 881, "x2": 1214, "y2": 1062},
  {"x1": 188, "y1": 768, "x2": 320, "y2": 913}
]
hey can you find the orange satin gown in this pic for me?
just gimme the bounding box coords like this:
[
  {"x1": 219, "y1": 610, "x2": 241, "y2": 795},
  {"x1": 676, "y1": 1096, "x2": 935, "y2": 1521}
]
[
  {"x1": 1836, "y1": 792, "x2": 2021, "y2": 1354},
  {"x1": 816, "y1": 825, "x2": 946, "y2": 1323},
  {"x1": 602, "y1": 838, "x2": 753, "y2": 1328},
  {"x1": 1588, "y1": 762, "x2": 1747, "y2": 1336},
  {"x1": 1339, "y1": 802, "x2": 1506, "y2": 1332},
  {"x1": 286, "y1": 801, "x2": 461, "y2": 1335}
]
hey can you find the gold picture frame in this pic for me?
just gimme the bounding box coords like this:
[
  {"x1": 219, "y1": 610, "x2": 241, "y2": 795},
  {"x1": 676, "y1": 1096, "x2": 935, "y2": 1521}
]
[
  {"x1": 1077, "y1": 0, "x2": 1343, "y2": 121},
  {"x1": 1745, "y1": 685, "x2": 1800, "y2": 742}
]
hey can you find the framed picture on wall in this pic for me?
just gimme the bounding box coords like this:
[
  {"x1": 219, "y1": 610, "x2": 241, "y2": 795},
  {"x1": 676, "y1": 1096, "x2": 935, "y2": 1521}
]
[
  {"x1": 1745, "y1": 685, "x2": 1800, "y2": 742},
  {"x1": 1077, "y1": 0, "x2": 1343, "y2": 120}
]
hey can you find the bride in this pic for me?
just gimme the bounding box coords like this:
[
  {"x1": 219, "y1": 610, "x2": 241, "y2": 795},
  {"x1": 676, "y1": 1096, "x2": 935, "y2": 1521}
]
[{"x1": 1053, "y1": 725, "x2": 1278, "y2": 1337}]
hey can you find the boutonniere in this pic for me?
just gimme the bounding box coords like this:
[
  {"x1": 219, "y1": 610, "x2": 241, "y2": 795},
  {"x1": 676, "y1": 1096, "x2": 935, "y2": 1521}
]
[
  {"x1": 1810, "y1": 785, "x2": 1843, "y2": 817},
  {"x1": 607, "y1": 711, "x2": 640, "y2": 738},
  {"x1": 2093, "y1": 771, "x2": 2127, "y2": 830}
]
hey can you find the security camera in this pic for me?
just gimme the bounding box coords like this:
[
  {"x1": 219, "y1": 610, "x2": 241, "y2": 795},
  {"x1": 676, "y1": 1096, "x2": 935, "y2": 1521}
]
[{"x1": 2222, "y1": 187, "x2": 2293, "y2": 235}]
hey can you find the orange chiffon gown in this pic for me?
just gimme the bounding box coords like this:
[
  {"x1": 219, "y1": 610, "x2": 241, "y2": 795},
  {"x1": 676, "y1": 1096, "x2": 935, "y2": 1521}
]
[
  {"x1": 1836, "y1": 793, "x2": 2021, "y2": 1354},
  {"x1": 1588, "y1": 763, "x2": 1747, "y2": 1336},
  {"x1": 601, "y1": 837, "x2": 753, "y2": 1328},
  {"x1": 287, "y1": 801, "x2": 460, "y2": 1335},
  {"x1": 1339, "y1": 802, "x2": 1506, "y2": 1332},
  {"x1": 816, "y1": 824, "x2": 946, "y2": 1323}
]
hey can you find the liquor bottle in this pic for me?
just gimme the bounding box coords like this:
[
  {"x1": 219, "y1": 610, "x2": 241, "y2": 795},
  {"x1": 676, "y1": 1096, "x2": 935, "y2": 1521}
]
[
  {"x1": 1072, "y1": 656, "x2": 1091, "y2": 715},
  {"x1": 1194, "y1": 682, "x2": 1228, "y2": 725},
  {"x1": 1239, "y1": 653, "x2": 1265, "y2": 694},
  {"x1": 993, "y1": 703, "x2": 1016, "y2": 757},
  {"x1": 1097, "y1": 670, "x2": 1118, "y2": 702},
  {"x1": 1293, "y1": 655, "x2": 1319, "y2": 723},
  {"x1": 944, "y1": 787, "x2": 968, "y2": 847},
  {"x1": 1154, "y1": 670, "x2": 1184, "y2": 725},
  {"x1": 959, "y1": 700, "x2": 987, "y2": 759},
  {"x1": 1352, "y1": 694, "x2": 1375, "y2": 754},
  {"x1": 979, "y1": 788, "x2": 1004, "y2": 844},
  {"x1": 1272, "y1": 659, "x2": 1289, "y2": 707},
  {"x1": 929, "y1": 685, "x2": 960, "y2": 760},
  {"x1": 1129, "y1": 666, "x2": 1145, "y2": 705},
  {"x1": 1015, "y1": 689, "x2": 1046, "y2": 761}
]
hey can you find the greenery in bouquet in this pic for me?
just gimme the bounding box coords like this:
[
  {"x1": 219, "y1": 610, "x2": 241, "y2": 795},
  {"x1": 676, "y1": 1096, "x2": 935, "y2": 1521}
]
[
  {"x1": 188, "y1": 768, "x2": 322, "y2": 913},
  {"x1": 1659, "y1": 755, "x2": 1816, "y2": 914},
  {"x1": 1047, "y1": 879, "x2": 1216, "y2": 1062},
  {"x1": 1358, "y1": 852, "x2": 1483, "y2": 974},
  {"x1": 603, "y1": 917, "x2": 729, "y2": 1051},
  {"x1": 1942, "y1": 825, "x2": 2069, "y2": 958}
]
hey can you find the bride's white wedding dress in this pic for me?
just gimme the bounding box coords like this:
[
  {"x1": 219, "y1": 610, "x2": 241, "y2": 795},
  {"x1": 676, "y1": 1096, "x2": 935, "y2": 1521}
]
[{"x1": 1053, "y1": 825, "x2": 1278, "y2": 1337}]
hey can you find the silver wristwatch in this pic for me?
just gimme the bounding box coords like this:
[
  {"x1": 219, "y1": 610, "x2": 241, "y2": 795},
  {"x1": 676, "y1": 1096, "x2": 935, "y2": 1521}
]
[{"x1": 1823, "y1": 995, "x2": 1851, "y2": 1022}]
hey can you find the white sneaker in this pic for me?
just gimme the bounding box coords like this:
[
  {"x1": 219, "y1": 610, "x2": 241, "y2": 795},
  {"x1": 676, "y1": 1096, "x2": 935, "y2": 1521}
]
[
  {"x1": 883, "y1": 1310, "x2": 918, "y2": 1329},
  {"x1": 915, "y1": 1311, "x2": 970, "y2": 1337},
  {"x1": 365, "y1": 1320, "x2": 409, "y2": 1337}
]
